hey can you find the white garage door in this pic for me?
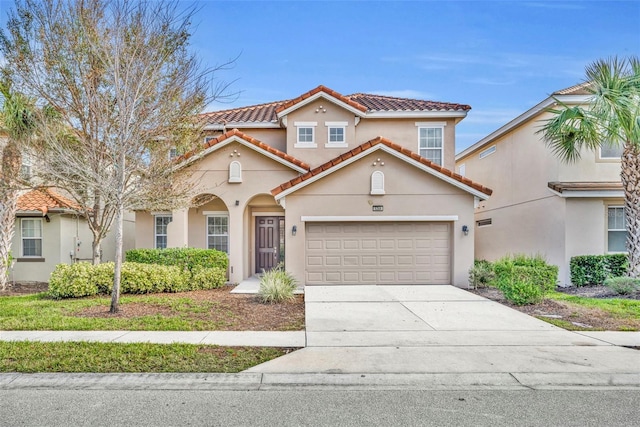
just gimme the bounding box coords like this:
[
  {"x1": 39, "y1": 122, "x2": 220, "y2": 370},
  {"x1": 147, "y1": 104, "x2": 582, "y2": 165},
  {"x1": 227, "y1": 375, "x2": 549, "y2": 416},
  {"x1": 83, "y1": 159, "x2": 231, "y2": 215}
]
[{"x1": 305, "y1": 222, "x2": 451, "y2": 285}]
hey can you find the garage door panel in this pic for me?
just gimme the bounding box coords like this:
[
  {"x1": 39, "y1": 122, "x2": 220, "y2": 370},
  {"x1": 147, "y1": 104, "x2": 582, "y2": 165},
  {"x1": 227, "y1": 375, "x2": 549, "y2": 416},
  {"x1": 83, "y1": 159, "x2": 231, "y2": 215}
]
[{"x1": 305, "y1": 222, "x2": 451, "y2": 285}]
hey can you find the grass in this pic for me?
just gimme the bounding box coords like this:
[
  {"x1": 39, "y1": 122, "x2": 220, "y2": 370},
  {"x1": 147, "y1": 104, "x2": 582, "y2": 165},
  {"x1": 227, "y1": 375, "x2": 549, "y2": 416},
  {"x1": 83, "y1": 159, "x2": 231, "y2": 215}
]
[
  {"x1": 547, "y1": 291, "x2": 640, "y2": 320},
  {"x1": 0, "y1": 341, "x2": 292, "y2": 373},
  {"x1": 0, "y1": 293, "x2": 238, "y2": 331}
]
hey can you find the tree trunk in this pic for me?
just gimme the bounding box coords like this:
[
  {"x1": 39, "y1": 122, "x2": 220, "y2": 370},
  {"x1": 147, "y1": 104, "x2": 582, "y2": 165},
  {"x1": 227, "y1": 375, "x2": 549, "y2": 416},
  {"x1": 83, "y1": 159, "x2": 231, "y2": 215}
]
[
  {"x1": 91, "y1": 238, "x2": 102, "y2": 265},
  {"x1": 621, "y1": 144, "x2": 640, "y2": 278},
  {"x1": 0, "y1": 140, "x2": 21, "y2": 290},
  {"x1": 109, "y1": 150, "x2": 126, "y2": 313}
]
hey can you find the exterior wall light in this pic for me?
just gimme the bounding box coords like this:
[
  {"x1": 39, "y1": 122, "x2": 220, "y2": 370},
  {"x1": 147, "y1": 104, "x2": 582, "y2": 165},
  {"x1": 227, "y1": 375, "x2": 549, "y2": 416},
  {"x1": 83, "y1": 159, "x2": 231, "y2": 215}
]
[
  {"x1": 292, "y1": 225, "x2": 297, "y2": 236},
  {"x1": 235, "y1": 200, "x2": 240, "y2": 206},
  {"x1": 462, "y1": 225, "x2": 469, "y2": 236}
]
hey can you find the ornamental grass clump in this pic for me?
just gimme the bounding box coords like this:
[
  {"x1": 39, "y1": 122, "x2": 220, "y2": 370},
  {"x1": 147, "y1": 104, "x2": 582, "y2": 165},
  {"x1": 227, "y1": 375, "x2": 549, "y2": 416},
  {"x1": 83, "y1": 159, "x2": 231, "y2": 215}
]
[
  {"x1": 258, "y1": 266, "x2": 297, "y2": 304},
  {"x1": 604, "y1": 277, "x2": 640, "y2": 295}
]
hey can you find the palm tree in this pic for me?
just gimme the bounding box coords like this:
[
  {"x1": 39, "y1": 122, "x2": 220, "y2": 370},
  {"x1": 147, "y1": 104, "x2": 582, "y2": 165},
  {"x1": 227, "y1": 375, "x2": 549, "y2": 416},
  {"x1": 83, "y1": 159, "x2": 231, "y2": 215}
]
[
  {"x1": 0, "y1": 82, "x2": 35, "y2": 290},
  {"x1": 538, "y1": 56, "x2": 640, "y2": 277}
]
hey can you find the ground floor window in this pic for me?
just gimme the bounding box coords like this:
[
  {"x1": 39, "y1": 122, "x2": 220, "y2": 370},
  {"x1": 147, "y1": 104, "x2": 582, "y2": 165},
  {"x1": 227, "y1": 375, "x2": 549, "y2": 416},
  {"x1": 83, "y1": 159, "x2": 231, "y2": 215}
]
[
  {"x1": 607, "y1": 206, "x2": 627, "y2": 252},
  {"x1": 207, "y1": 215, "x2": 229, "y2": 253},
  {"x1": 21, "y1": 218, "x2": 42, "y2": 257},
  {"x1": 154, "y1": 215, "x2": 172, "y2": 249}
]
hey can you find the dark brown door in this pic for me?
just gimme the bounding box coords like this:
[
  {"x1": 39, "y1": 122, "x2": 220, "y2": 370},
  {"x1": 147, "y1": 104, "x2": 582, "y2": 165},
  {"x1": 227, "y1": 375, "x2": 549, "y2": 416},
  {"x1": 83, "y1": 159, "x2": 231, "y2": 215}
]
[{"x1": 256, "y1": 216, "x2": 281, "y2": 273}]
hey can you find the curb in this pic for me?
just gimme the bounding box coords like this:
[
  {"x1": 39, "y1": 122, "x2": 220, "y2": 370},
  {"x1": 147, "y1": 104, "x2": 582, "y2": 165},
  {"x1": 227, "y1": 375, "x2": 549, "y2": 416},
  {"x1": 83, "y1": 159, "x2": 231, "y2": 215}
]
[{"x1": 2, "y1": 372, "x2": 640, "y2": 391}]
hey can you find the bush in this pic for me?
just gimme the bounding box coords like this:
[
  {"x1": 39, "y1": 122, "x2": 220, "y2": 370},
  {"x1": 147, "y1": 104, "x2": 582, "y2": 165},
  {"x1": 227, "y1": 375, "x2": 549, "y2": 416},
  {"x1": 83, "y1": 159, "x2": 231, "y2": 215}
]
[
  {"x1": 492, "y1": 254, "x2": 558, "y2": 305},
  {"x1": 125, "y1": 248, "x2": 228, "y2": 273},
  {"x1": 570, "y1": 254, "x2": 628, "y2": 286},
  {"x1": 190, "y1": 266, "x2": 227, "y2": 290},
  {"x1": 468, "y1": 259, "x2": 495, "y2": 289},
  {"x1": 258, "y1": 266, "x2": 297, "y2": 304},
  {"x1": 49, "y1": 263, "x2": 98, "y2": 299},
  {"x1": 603, "y1": 276, "x2": 640, "y2": 295}
]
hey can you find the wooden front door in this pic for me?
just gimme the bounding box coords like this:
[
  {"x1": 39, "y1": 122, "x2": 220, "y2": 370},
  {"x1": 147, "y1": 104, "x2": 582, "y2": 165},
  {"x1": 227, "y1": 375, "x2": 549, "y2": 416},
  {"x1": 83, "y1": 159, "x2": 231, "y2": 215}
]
[{"x1": 256, "y1": 216, "x2": 283, "y2": 273}]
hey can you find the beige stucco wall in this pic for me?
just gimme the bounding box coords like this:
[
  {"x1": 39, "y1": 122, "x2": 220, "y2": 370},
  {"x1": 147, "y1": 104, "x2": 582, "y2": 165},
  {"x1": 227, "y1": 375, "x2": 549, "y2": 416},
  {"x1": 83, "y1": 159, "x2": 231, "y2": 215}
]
[
  {"x1": 458, "y1": 110, "x2": 624, "y2": 285},
  {"x1": 281, "y1": 151, "x2": 476, "y2": 287},
  {"x1": 356, "y1": 118, "x2": 457, "y2": 171}
]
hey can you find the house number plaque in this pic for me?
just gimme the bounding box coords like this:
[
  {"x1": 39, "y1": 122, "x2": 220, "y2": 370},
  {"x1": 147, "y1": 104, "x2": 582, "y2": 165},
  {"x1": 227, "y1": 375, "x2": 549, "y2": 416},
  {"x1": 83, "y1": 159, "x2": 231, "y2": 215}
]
[{"x1": 372, "y1": 205, "x2": 384, "y2": 212}]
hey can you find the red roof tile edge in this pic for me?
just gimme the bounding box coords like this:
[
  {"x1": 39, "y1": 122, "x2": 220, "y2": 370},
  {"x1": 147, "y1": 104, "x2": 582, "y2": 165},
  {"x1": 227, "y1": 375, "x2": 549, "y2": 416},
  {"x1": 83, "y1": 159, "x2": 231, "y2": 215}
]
[
  {"x1": 275, "y1": 85, "x2": 368, "y2": 114},
  {"x1": 175, "y1": 129, "x2": 310, "y2": 171},
  {"x1": 271, "y1": 137, "x2": 493, "y2": 196},
  {"x1": 17, "y1": 188, "x2": 81, "y2": 214}
]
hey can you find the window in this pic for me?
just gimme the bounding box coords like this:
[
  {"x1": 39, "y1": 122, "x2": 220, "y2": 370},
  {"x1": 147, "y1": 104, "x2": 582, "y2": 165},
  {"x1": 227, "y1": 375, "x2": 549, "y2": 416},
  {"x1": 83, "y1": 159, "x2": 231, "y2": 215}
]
[
  {"x1": 479, "y1": 145, "x2": 496, "y2": 159},
  {"x1": 294, "y1": 121, "x2": 317, "y2": 147},
  {"x1": 169, "y1": 147, "x2": 179, "y2": 160},
  {"x1": 370, "y1": 171, "x2": 385, "y2": 195},
  {"x1": 418, "y1": 126, "x2": 444, "y2": 165},
  {"x1": 600, "y1": 143, "x2": 623, "y2": 159},
  {"x1": 154, "y1": 215, "x2": 172, "y2": 249},
  {"x1": 21, "y1": 218, "x2": 42, "y2": 257},
  {"x1": 325, "y1": 121, "x2": 348, "y2": 147},
  {"x1": 607, "y1": 206, "x2": 627, "y2": 252},
  {"x1": 458, "y1": 163, "x2": 466, "y2": 177},
  {"x1": 20, "y1": 154, "x2": 32, "y2": 180},
  {"x1": 207, "y1": 215, "x2": 229, "y2": 253}
]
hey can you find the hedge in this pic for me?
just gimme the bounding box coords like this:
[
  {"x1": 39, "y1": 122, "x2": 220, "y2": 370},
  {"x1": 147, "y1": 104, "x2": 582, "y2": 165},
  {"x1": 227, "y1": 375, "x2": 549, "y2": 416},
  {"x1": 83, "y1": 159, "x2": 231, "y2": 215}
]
[
  {"x1": 48, "y1": 261, "x2": 226, "y2": 299},
  {"x1": 125, "y1": 248, "x2": 228, "y2": 272},
  {"x1": 569, "y1": 254, "x2": 628, "y2": 286},
  {"x1": 491, "y1": 254, "x2": 558, "y2": 305}
]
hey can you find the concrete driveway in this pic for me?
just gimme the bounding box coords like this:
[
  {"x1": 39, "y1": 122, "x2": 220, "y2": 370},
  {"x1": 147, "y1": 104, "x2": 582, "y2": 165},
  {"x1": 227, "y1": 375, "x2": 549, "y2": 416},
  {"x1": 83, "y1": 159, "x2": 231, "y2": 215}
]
[{"x1": 246, "y1": 285, "x2": 640, "y2": 383}]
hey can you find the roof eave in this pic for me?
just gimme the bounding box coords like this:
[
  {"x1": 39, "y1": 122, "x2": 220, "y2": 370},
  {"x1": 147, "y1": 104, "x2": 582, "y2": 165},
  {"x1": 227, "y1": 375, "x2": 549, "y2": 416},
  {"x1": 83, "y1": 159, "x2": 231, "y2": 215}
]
[
  {"x1": 365, "y1": 111, "x2": 468, "y2": 119},
  {"x1": 276, "y1": 92, "x2": 367, "y2": 119}
]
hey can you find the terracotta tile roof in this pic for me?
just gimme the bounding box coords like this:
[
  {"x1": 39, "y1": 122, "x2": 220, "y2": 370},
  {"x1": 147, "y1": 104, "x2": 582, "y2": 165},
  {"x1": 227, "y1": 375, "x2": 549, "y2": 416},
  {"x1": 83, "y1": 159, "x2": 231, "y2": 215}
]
[
  {"x1": 347, "y1": 93, "x2": 471, "y2": 112},
  {"x1": 553, "y1": 82, "x2": 593, "y2": 96},
  {"x1": 275, "y1": 85, "x2": 368, "y2": 114},
  {"x1": 176, "y1": 128, "x2": 310, "y2": 171},
  {"x1": 17, "y1": 188, "x2": 80, "y2": 214},
  {"x1": 201, "y1": 86, "x2": 471, "y2": 126},
  {"x1": 548, "y1": 181, "x2": 622, "y2": 193},
  {"x1": 271, "y1": 137, "x2": 492, "y2": 197}
]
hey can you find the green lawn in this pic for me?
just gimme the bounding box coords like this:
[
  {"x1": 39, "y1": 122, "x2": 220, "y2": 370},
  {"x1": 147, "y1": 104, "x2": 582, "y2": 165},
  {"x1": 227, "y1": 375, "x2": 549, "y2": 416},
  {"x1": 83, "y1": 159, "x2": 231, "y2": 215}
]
[
  {"x1": 0, "y1": 341, "x2": 291, "y2": 373},
  {"x1": 0, "y1": 293, "x2": 242, "y2": 330},
  {"x1": 548, "y1": 291, "x2": 640, "y2": 320}
]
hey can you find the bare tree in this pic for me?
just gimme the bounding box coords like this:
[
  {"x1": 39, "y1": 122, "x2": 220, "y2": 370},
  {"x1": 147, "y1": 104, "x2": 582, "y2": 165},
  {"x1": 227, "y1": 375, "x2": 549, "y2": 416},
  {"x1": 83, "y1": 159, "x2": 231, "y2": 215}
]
[
  {"x1": 0, "y1": 82, "x2": 35, "y2": 290},
  {"x1": 0, "y1": 0, "x2": 232, "y2": 311}
]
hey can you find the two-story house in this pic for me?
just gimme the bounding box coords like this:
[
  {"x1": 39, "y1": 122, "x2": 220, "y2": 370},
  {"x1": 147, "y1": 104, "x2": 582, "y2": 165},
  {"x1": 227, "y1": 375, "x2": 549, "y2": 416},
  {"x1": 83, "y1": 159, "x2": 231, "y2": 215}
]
[
  {"x1": 456, "y1": 83, "x2": 624, "y2": 286},
  {"x1": 135, "y1": 85, "x2": 492, "y2": 287}
]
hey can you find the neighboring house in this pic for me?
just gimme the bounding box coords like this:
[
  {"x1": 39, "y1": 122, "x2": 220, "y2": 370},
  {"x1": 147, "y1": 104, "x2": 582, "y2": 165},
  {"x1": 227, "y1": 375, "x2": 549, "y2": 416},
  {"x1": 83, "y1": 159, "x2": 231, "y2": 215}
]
[
  {"x1": 455, "y1": 83, "x2": 624, "y2": 286},
  {"x1": 10, "y1": 188, "x2": 134, "y2": 283},
  {"x1": 135, "y1": 85, "x2": 492, "y2": 287}
]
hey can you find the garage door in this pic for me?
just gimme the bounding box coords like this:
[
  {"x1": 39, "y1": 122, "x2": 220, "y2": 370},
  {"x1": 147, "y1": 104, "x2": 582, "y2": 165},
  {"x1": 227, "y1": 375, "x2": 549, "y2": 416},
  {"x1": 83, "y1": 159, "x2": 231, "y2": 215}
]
[{"x1": 305, "y1": 222, "x2": 451, "y2": 285}]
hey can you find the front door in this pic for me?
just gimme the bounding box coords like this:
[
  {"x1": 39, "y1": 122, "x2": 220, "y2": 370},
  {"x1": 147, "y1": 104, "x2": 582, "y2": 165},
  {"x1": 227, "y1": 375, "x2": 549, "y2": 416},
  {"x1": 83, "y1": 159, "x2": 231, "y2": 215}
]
[{"x1": 256, "y1": 216, "x2": 283, "y2": 273}]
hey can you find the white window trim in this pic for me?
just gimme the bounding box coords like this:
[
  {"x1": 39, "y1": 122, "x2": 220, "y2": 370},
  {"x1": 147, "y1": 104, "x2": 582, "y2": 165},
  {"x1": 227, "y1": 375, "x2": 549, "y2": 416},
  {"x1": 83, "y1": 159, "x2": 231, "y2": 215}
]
[
  {"x1": 607, "y1": 205, "x2": 627, "y2": 253},
  {"x1": 416, "y1": 122, "x2": 445, "y2": 166},
  {"x1": 479, "y1": 145, "x2": 496, "y2": 159},
  {"x1": 325, "y1": 121, "x2": 348, "y2": 147},
  {"x1": 206, "y1": 213, "x2": 229, "y2": 254},
  {"x1": 21, "y1": 218, "x2": 43, "y2": 258},
  {"x1": 154, "y1": 214, "x2": 172, "y2": 249},
  {"x1": 458, "y1": 163, "x2": 466, "y2": 177},
  {"x1": 294, "y1": 121, "x2": 317, "y2": 148}
]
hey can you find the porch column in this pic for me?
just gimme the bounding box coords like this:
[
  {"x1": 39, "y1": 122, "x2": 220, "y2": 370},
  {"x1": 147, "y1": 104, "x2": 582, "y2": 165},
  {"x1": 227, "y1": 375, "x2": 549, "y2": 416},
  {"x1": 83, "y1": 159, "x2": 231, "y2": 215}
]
[
  {"x1": 228, "y1": 207, "x2": 244, "y2": 283},
  {"x1": 167, "y1": 208, "x2": 189, "y2": 247}
]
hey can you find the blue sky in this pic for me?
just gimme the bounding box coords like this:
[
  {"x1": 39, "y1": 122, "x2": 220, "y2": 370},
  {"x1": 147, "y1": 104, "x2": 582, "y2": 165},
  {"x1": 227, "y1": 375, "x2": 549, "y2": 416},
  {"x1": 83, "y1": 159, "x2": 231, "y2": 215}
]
[{"x1": 2, "y1": 0, "x2": 639, "y2": 151}]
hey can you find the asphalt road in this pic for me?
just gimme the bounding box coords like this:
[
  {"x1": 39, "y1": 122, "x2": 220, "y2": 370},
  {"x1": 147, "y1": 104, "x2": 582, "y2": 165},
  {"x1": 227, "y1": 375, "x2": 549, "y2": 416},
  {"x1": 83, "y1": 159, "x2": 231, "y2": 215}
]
[{"x1": 2, "y1": 389, "x2": 640, "y2": 426}]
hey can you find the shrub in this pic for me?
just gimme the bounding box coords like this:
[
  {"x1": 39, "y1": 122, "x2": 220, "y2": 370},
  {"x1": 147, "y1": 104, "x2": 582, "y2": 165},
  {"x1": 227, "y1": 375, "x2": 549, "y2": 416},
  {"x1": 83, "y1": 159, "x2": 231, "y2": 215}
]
[
  {"x1": 125, "y1": 248, "x2": 228, "y2": 273},
  {"x1": 48, "y1": 263, "x2": 98, "y2": 299},
  {"x1": 468, "y1": 259, "x2": 495, "y2": 289},
  {"x1": 190, "y1": 266, "x2": 227, "y2": 290},
  {"x1": 258, "y1": 266, "x2": 297, "y2": 304},
  {"x1": 570, "y1": 254, "x2": 628, "y2": 286},
  {"x1": 492, "y1": 254, "x2": 558, "y2": 305},
  {"x1": 603, "y1": 276, "x2": 640, "y2": 295}
]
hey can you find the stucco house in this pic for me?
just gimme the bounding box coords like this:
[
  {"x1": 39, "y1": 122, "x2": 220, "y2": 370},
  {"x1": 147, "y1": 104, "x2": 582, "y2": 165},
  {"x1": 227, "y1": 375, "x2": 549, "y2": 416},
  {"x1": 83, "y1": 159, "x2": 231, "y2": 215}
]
[
  {"x1": 455, "y1": 83, "x2": 625, "y2": 286},
  {"x1": 10, "y1": 187, "x2": 134, "y2": 283},
  {"x1": 135, "y1": 85, "x2": 492, "y2": 287}
]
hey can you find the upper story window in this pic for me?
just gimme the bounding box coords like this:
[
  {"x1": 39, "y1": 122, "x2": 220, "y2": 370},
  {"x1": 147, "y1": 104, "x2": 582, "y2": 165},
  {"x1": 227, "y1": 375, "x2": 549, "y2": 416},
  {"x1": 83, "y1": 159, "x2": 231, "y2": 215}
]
[
  {"x1": 600, "y1": 143, "x2": 624, "y2": 160},
  {"x1": 607, "y1": 206, "x2": 627, "y2": 252},
  {"x1": 325, "y1": 121, "x2": 348, "y2": 147},
  {"x1": 416, "y1": 122, "x2": 446, "y2": 166},
  {"x1": 154, "y1": 214, "x2": 172, "y2": 249},
  {"x1": 458, "y1": 163, "x2": 466, "y2": 177},
  {"x1": 20, "y1": 154, "x2": 32, "y2": 180},
  {"x1": 479, "y1": 145, "x2": 496, "y2": 159},
  {"x1": 21, "y1": 218, "x2": 43, "y2": 257},
  {"x1": 294, "y1": 121, "x2": 317, "y2": 148}
]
